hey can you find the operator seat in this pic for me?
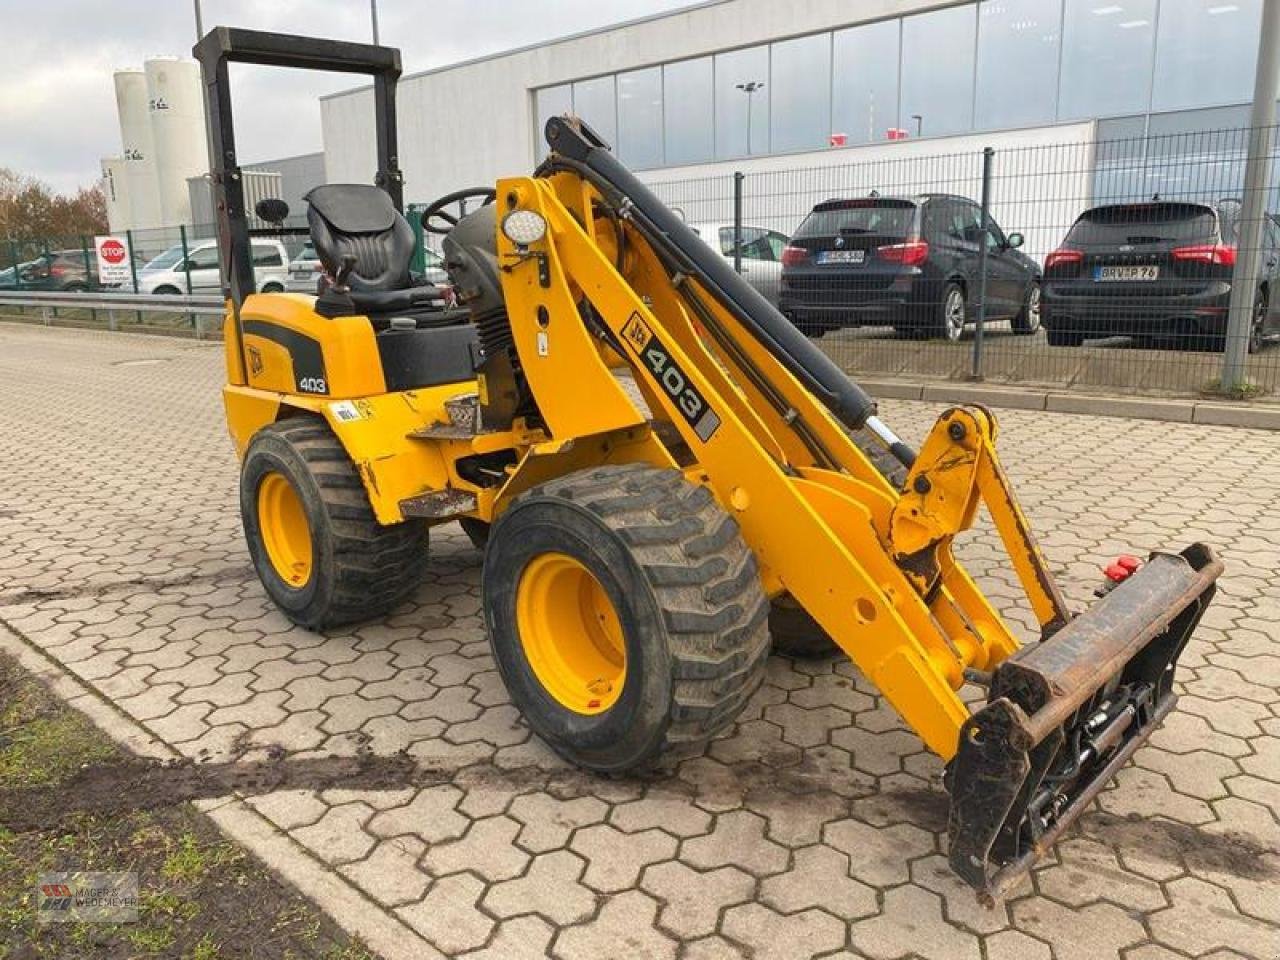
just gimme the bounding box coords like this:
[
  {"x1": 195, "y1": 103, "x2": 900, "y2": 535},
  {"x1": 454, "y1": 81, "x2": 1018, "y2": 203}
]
[{"x1": 304, "y1": 183, "x2": 442, "y2": 317}]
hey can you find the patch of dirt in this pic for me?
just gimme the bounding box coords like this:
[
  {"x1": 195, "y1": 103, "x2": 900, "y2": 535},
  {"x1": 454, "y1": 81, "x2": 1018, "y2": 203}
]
[
  {"x1": 0, "y1": 650, "x2": 375, "y2": 960},
  {"x1": 0, "y1": 567, "x2": 253, "y2": 609},
  {"x1": 1081, "y1": 809, "x2": 1279, "y2": 882},
  {"x1": 0, "y1": 753, "x2": 417, "y2": 833}
]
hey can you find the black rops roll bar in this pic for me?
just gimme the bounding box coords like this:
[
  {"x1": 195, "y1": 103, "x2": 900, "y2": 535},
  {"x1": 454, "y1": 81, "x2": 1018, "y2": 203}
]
[
  {"x1": 543, "y1": 115, "x2": 877, "y2": 432},
  {"x1": 192, "y1": 26, "x2": 402, "y2": 343}
]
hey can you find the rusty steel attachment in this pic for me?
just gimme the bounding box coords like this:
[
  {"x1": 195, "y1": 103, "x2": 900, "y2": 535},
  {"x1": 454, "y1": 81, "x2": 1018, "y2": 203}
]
[{"x1": 946, "y1": 543, "x2": 1222, "y2": 903}]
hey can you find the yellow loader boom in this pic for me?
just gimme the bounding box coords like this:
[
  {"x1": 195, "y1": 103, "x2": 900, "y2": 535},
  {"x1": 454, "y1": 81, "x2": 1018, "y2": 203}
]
[{"x1": 480, "y1": 117, "x2": 1222, "y2": 899}]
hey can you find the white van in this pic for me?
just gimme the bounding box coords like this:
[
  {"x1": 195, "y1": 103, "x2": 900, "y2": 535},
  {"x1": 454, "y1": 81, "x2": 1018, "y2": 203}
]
[{"x1": 137, "y1": 239, "x2": 289, "y2": 295}]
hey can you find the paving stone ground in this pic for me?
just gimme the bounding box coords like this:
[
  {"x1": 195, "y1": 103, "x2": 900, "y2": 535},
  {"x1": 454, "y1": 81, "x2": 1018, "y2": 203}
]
[{"x1": 1, "y1": 321, "x2": 1278, "y2": 960}]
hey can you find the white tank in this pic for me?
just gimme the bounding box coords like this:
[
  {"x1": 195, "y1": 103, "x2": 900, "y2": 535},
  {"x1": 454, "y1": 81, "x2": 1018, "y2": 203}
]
[
  {"x1": 114, "y1": 70, "x2": 163, "y2": 229},
  {"x1": 145, "y1": 57, "x2": 209, "y2": 228},
  {"x1": 99, "y1": 157, "x2": 132, "y2": 232}
]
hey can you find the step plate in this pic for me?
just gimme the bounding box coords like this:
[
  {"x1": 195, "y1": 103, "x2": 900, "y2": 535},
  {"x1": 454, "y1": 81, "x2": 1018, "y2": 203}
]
[{"x1": 399, "y1": 488, "x2": 477, "y2": 520}]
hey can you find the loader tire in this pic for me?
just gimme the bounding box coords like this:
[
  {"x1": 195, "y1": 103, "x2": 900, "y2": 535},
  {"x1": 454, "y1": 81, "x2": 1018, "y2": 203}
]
[
  {"x1": 240, "y1": 416, "x2": 428, "y2": 630},
  {"x1": 483, "y1": 463, "x2": 770, "y2": 772},
  {"x1": 770, "y1": 424, "x2": 906, "y2": 658}
]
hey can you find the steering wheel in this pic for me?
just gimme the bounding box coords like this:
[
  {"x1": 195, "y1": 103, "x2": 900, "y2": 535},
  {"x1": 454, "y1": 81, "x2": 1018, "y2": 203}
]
[{"x1": 421, "y1": 187, "x2": 497, "y2": 235}]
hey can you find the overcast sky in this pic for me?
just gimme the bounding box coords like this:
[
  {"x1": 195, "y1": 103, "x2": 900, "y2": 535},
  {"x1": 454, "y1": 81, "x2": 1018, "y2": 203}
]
[{"x1": 0, "y1": 0, "x2": 704, "y2": 195}]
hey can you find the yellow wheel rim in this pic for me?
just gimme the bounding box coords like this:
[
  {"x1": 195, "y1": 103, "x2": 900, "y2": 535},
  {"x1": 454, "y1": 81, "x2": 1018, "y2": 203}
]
[
  {"x1": 257, "y1": 472, "x2": 313, "y2": 588},
  {"x1": 515, "y1": 552, "x2": 626, "y2": 715}
]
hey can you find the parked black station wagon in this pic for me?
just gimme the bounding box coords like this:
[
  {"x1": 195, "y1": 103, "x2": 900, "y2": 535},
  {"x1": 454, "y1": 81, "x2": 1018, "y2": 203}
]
[
  {"x1": 778, "y1": 193, "x2": 1041, "y2": 341},
  {"x1": 1041, "y1": 199, "x2": 1280, "y2": 351}
]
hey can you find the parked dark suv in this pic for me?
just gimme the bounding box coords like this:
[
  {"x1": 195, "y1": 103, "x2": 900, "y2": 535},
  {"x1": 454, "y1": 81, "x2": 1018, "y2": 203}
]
[
  {"x1": 778, "y1": 193, "x2": 1041, "y2": 340},
  {"x1": 1041, "y1": 199, "x2": 1280, "y2": 351}
]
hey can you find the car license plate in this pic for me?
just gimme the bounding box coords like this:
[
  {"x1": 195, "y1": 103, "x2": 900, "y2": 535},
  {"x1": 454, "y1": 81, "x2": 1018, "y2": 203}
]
[
  {"x1": 817, "y1": 250, "x2": 865, "y2": 265},
  {"x1": 1095, "y1": 265, "x2": 1158, "y2": 282}
]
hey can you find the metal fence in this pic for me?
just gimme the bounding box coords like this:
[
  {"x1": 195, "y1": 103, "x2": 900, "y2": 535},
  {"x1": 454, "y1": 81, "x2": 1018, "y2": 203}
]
[
  {"x1": 4, "y1": 122, "x2": 1279, "y2": 400},
  {"x1": 646, "y1": 122, "x2": 1280, "y2": 400}
]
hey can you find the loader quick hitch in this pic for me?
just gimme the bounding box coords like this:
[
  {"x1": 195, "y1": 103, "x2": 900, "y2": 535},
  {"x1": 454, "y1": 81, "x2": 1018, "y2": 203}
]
[{"x1": 946, "y1": 543, "x2": 1222, "y2": 904}]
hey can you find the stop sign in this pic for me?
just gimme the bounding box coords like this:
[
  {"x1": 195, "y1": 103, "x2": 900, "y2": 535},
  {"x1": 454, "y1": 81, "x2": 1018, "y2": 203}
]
[{"x1": 100, "y1": 239, "x2": 126, "y2": 264}]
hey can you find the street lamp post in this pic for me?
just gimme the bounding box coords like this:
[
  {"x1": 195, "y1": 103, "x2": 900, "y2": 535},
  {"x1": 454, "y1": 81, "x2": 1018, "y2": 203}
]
[{"x1": 735, "y1": 81, "x2": 764, "y2": 155}]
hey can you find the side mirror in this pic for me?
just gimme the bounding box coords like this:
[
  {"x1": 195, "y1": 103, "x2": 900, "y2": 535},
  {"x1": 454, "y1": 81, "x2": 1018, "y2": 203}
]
[
  {"x1": 1007, "y1": 232, "x2": 1024, "y2": 249},
  {"x1": 255, "y1": 197, "x2": 290, "y2": 226}
]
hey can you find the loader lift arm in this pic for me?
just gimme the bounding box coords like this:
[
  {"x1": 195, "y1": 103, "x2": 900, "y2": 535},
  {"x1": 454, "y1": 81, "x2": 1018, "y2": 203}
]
[{"x1": 488, "y1": 116, "x2": 1222, "y2": 900}]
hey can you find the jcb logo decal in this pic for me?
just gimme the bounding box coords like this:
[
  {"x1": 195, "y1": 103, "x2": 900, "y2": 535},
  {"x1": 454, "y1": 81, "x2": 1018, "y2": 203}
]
[
  {"x1": 621, "y1": 313, "x2": 652, "y2": 351},
  {"x1": 621, "y1": 312, "x2": 720, "y2": 443}
]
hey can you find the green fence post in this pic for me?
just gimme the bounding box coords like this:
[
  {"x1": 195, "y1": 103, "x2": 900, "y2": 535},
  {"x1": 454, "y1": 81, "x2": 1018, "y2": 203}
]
[
  {"x1": 80, "y1": 235, "x2": 96, "y2": 325},
  {"x1": 180, "y1": 224, "x2": 196, "y2": 334},
  {"x1": 126, "y1": 229, "x2": 141, "y2": 326},
  {"x1": 42, "y1": 239, "x2": 59, "y2": 320},
  {"x1": 409, "y1": 204, "x2": 426, "y2": 274},
  {"x1": 8, "y1": 240, "x2": 19, "y2": 294},
  {"x1": 179, "y1": 224, "x2": 192, "y2": 295}
]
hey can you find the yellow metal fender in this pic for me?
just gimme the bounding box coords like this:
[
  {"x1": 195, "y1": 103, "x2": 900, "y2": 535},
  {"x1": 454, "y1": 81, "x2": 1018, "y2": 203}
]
[{"x1": 221, "y1": 293, "x2": 482, "y2": 526}]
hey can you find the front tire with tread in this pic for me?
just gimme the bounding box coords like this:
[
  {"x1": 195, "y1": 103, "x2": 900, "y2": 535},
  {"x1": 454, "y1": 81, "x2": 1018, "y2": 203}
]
[
  {"x1": 240, "y1": 417, "x2": 428, "y2": 630},
  {"x1": 483, "y1": 464, "x2": 770, "y2": 772}
]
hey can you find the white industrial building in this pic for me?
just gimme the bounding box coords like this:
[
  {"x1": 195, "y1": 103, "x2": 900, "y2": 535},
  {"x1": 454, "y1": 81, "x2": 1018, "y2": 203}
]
[{"x1": 319, "y1": 0, "x2": 1270, "y2": 258}]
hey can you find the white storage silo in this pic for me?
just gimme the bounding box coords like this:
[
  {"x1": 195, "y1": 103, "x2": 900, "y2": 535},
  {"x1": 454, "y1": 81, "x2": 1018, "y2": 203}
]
[
  {"x1": 114, "y1": 70, "x2": 163, "y2": 229},
  {"x1": 99, "y1": 157, "x2": 132, "y2": 232},
  {"x1": 146, "y1": 57, "x2": 209, "y2": 228}
]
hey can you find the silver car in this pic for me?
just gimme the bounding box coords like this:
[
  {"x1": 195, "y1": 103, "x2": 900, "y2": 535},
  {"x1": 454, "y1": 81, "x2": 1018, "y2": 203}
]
[
  {"x1": 286, "y1": 242, "x2": 323, "y2": 293},
  {"x1": 689, "y1": 223, "x2": 789, "y2": 305},
  {"x1": 286, "y1": 244, "x2": 449, "y2": 293}
]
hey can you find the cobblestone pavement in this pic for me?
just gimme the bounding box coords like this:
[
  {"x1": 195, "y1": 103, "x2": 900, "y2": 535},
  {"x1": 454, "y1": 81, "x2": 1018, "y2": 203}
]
[{"x1": 2, "y1": 321, "x2": 1278, "y2": 960}]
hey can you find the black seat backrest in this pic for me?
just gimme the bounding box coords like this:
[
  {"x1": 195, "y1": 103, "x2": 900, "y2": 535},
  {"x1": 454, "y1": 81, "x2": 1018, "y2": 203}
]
[{"x1": 305, "y1": 184, "x2": 414, "y2": 292}]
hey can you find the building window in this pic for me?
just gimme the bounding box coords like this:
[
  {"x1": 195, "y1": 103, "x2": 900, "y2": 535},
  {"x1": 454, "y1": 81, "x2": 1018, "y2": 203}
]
[
  {"x1": 662, "y1": 57, "x2": 714, "y2": 166},
  {"x1": 715, "y1": 45, "x2": 770, "y2": 159},
  {"x1": 769, "y1": 33, "x2": 832, "y2": 153},
  {"x1": 900, "y1": 4, "x2": 978, "y2": 138},
  {"x1": 832, "y1": 19, "x2": 901, "y2": 145},
  {"x1": 976, "y1": 0, "x2": 1062, "y2": 130},
  {"x1": 533, "y1": 84, "x2": 572, "y2": 159},
  {"x1": 572, "y1": 75, "x2": 617, "y2": 149},
  {"x1": 1058, "y1": 0, "x2": 1155, "y2": 120},
  {"x1": 617, "y1": 67, "x2": 664, "y2": 169},
  {"x1": 1151, "y1": 0, "x2": 1262, "y2": 111}
]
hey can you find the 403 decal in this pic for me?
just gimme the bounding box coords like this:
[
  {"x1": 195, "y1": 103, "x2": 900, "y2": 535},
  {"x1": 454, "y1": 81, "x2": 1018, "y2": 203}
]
[{"x1": 620, "y1": 312, "x2": 721, "y2": 442}]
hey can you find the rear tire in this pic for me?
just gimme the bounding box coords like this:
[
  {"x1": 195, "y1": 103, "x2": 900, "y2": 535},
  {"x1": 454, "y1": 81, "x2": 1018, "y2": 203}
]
[
  {"x1": 1046, "y1": 327, "x2": 1084, "y2": 347},
  {"x1": 261, "y1": 282, "x2": 285, "y2": 293},
  {"x1": 483, "y1": 464, "x2": 770, "y2": 772},
  {"x1": 1249, "y1": 288, "x2": 1267, "y2": 354},
  {"x1": 933, "y1": 282, "x2": 966, "y2": 341},
  {"x1": 1012, "y1": 281, "x2": 1041, "y2": 335},
  {"x1": 240, "y1": 417, "x2": 428, "y2": 629}
]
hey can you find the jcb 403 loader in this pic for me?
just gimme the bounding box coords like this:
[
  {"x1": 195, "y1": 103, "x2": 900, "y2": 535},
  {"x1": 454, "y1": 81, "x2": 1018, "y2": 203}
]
[{"x1": 195, "y1": 27, "x2": 1222, "y2": 901}]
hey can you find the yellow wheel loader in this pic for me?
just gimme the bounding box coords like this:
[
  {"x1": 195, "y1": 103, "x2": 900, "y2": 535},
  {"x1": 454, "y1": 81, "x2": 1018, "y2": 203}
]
[{"x1": 195, "y1": 27, "x2": 1222, "y2": 901}]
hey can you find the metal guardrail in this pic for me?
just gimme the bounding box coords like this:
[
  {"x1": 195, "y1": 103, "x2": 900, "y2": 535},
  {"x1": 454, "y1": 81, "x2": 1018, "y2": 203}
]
[{"x1": 0, "y1": 290, "x2": 226, "y2": 338}]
